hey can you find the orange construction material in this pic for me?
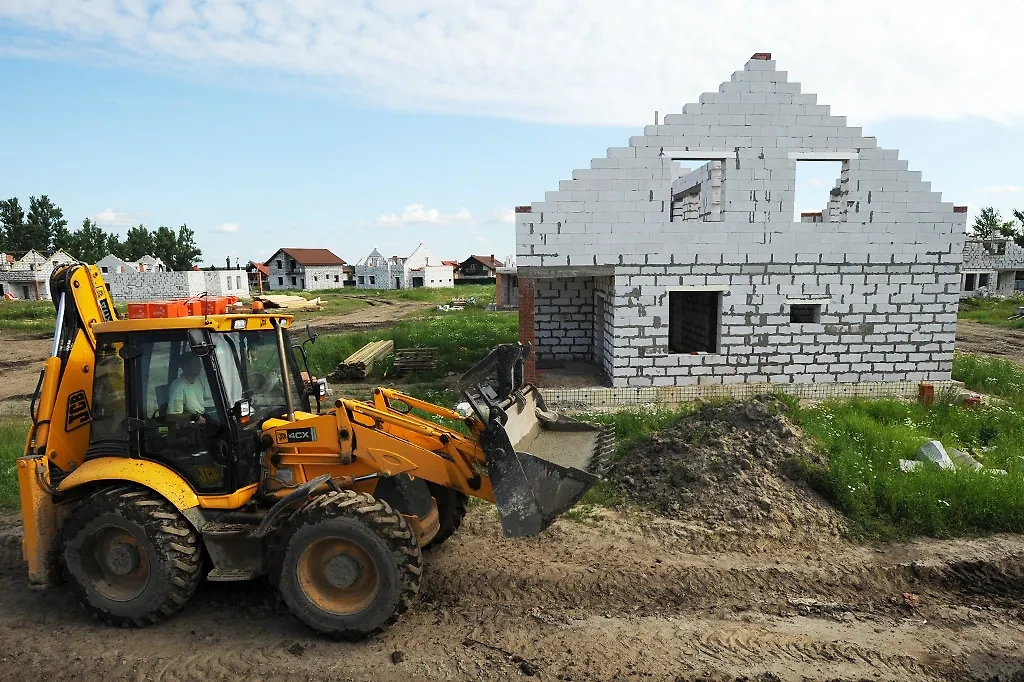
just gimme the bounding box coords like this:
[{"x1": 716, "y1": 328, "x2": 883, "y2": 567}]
[
  {"x1": 187, "y1": 296, "x2": 238, "y2": 316},
  {"x1": 148, "y1": 300, "x2": 190, "y2": 318},
  {"x1": 126, "y1": 303, "x2": 150, "y2": 320},
  {"x1": 127, "y1": 296, "x2": 241, "y2": 319}
]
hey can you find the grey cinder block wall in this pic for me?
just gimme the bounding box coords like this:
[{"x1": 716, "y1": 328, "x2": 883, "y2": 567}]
[{"x1": 516, "y1": 54, "x2": 967, "y2": 388}]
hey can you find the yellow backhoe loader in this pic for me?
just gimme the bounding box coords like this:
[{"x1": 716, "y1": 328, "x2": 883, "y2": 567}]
[{"x1": 17, "y1": 264, "x2": 606, "y2": 638}]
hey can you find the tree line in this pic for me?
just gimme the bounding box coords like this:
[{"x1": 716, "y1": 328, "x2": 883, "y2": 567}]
[
  {"x1": 0, "y1": 195, "x2": 202, "y2": 271},
  {"x1": 972, "y1": 206, "x2": 1024, "y2": 246}
]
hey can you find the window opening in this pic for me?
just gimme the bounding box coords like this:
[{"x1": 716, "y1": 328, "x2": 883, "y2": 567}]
[
  {"x1": 790, "y1": 304, "x2": 822, "y2": 323},
  {"x1": 794, "y1": 161, "x2": 844, "y2": 222},
  {"x1": 670, "y1": 160, "x2": 723, "y2": 222},
  {"x1": 668, "y1": 291, "x2": 721, "y2": 353}
]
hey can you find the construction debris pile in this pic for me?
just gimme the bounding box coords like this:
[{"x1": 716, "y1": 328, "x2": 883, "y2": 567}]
[{"x1": 608, "y1": 395, "x2": 847, "y2": 550}]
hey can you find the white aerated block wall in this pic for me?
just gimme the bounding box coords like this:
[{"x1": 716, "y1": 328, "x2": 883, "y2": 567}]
[{"x1": 517, "y1": 55, "x2": 967, "y2": 388}]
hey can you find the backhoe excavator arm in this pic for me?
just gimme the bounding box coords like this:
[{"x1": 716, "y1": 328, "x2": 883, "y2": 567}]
[
  {"x1": 262, "y1": 347, "x2": 605, "y2": 538},
  {"x1": 19, "y1": 264, "x2": 118, "y2": 586}
]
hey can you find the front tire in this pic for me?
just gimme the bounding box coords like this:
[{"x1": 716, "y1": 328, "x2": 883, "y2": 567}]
[
  {"x1": 61, "y1": 484, "x2": 202, "y2": 627},
  {"x1": 424, "y1": 483, "x2": 468, "y2": 550},
  {"x1": 275, "y1": 490, "x2": 422, "y2": 639}
]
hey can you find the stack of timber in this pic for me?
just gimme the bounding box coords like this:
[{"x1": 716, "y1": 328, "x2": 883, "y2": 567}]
[
  {"x1": 327, "y1": 340, "x2": 394, "y2": 381},
  {"x1": 388, "y1": 347, "x2": 440, "y2": 377},
  {"x1": 254, "y1": 294, "x2": 323, "y2": 311}
]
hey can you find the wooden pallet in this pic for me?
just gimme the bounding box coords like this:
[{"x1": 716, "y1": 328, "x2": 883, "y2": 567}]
[
  {"x1": 388, "y1": 347, "x2": 439, "y2": 377},
  {"x1": 327, "y1": 339, "x2": 394, "y2": 381}
]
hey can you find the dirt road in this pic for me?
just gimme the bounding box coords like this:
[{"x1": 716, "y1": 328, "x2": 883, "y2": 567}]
[
  {"x1": 0, "y1": 509, "x2": 1023, "y2": 681},
  {"x1": 0, "y1": 331, "x2": 50, "y2": 414},
  {"x1": 956, "y1": 320, "x2": 1024, "y2": 361},
  {"x1": 295, "y1": 298, "x2": 436, "y2": 335}
]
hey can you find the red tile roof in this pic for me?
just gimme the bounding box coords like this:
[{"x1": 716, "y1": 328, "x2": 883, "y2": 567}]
[
  {"x1": 268, "y1": 248, "x2": 346, "y2": 267},
  {"x1": 254, "y1": 263, "x2": 269, "y2": 275},
  {"x1": 462, "y1": 255, "x2": 504, "y2": 269},
  {"x1": 441, "y1": 260, "x2": 459, "y2": 267}
]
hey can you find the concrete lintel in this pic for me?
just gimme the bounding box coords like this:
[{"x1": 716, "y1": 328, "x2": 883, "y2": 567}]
[
  {"x1": 518, "y1": 265, "x2": 616, "y2": 279},
  {"x1": 660, "y1": 149, "x2": 732, "y2": 160},
  {"x1": 786, "y1": 296, "x2": 831, "y2": 304},
  {"x1": 787, "y1": 151, "x2": 860, "y2": 161},
  {"x1": 666, "y1": 284, "x2": 731, "y2": 295}
]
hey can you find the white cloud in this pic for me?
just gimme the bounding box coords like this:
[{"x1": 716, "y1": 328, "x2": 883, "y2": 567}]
[
  {"x1": 492, "y1": 208, "x2": 515, "y2": 224},
  {"x1": 92, "y1": 208, "x2": 149, "y2": 227},
  {"x1": 983, "y1": 185, "x2": 1024, "y2": 193},
  {"x1": 377, "y1": 204, "x2": 473, "y2": 227},
  {"x1": 1, "y1": 2, "x2": 1022, "y2": 126},
  {"x1": 214, "y1": 222, "x2": 240, "y2": 233}
]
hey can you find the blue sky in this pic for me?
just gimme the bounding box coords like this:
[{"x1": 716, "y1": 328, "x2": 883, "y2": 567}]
[{"x1": 1, "y1": 2, "x2": 1022, "y2": 267}]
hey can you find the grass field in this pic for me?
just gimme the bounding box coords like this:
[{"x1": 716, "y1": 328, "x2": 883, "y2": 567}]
[
  {"x1": 0, "y1": 285, "x2": 496, "y2": 334},
  {"x1": 0, "y1": 299, "x2": 132, "y2": 332},
  {"x1": 953, "y1": 352, "x2": 1024, "y2": 403},
  {"x1": 285, "y1": 284, "x2": 496, "y2": 325},
  {"x1": 306, "y1": 307, "x2": 518, "y2": 379},
  {"x1": 0, "y1": 300, "x2": 61, "y2": 332},
  {"x1": 0, "y1": 419, "x2": 28, "y2": 509},
  {"x1": 793, "y1": 397, "x2": 1024, "y2": 539},
  {"x1": 958, "y1": 295, "x2": 1024, "y2": 329}
]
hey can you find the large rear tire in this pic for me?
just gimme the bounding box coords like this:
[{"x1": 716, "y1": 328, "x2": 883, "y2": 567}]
[
  {"x1": 61, "y1": 484, "x2": 202, "y2": 627},
  {"x1": 424, "y1": 483, "x2": 468, "y2": 550},
  {"x1": 275, "y1": 490, "x2": 422, "y2": 639}
]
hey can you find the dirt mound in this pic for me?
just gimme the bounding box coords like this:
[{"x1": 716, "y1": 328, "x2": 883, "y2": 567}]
[{"x1": 608, "y1": 395, "x2": 847, "y2": 550}]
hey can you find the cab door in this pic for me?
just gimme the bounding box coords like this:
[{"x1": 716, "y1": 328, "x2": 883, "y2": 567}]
[{"x1": 129, "y1": 331, "x2": 235, "y2": 494}]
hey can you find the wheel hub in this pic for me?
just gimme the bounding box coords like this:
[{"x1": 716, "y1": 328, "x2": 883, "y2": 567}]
[
  {"x1": 106, "y1": 542, "x2": 140, "y2": 576},
  {"x1": 324, "y1": 553, "x2": 361, "y2": 589}
]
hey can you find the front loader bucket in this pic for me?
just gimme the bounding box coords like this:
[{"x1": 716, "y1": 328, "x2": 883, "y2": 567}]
[{"x1": 471, "y1": 386, "x2": 606, "y2": 537}]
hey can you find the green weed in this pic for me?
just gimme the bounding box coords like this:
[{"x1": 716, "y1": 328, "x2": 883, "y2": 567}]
[
  {"x1": 582, "y1": 404, "x2": 699, "y2": 464},
  {"x1": 952, "y1": 352, "x2": 1024, "y2": 404},
  {"x1": 958, "y1": 295, "x2": 1024, "y2": 329},
  {"x1": 792, "y1": 398, "x2": 1024, "y2": 539},
  {"x1": 563, "y1": 503, "x2": 603, "y2": 525},
  {"x1": 0, "y1": 419, "x2": 28, "y2": 509}
]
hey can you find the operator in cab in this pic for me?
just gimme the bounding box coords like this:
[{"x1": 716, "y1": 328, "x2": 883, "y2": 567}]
[{"x1": 167, "y1": 354, "x2": 211, "y2": 425}]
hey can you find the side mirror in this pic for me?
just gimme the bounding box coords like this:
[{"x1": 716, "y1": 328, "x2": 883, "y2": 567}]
[
  {"x1": 187, "y1": 328, "x2": 214, "y2": 357},
  {"x1": 306, "y1": 323, "x2": 319, "y2": 344}
]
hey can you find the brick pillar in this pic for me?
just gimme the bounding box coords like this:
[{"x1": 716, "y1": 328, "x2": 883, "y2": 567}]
[
  {"x1": 518, "y1": 277, "x2": 537, "y2": 384},
  {"x1": 495, "y1": 272, "x2": 504, "y2": 306}
]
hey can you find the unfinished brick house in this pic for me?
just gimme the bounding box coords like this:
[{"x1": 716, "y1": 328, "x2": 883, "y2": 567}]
[{"x1": 516, "y1": 54, "x2": 967, "y2": 388}]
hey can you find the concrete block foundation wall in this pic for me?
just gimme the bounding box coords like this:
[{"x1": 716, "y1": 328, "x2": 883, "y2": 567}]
[
  {"x1": 517, "y1": 54, "x2": 967, "y2": 388},
  {"x1": 304, "y1": 265, "x2": 347, "y2": 290},
  {"x1": 106, "y1": 269, "x2": 250, "y2": 302}
]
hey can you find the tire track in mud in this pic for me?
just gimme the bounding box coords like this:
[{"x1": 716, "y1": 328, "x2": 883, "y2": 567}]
[
  {"x1": 686, "y1": 626, "x2": 934, "y2": 680},
  {"x1": 1, "y1": 511, "x2": 1024, "y2": 681}
]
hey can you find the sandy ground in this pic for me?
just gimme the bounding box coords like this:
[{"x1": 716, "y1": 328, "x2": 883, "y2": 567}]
[
  {"x1": 0, "y1": 509, "x2": 1023, "y2": 681},
  {"x1": 0, "y1": 330, "x2": 50, "y2": 413},
  {"x1": 955, "y1": 320, "x2": 1024, "y2": 361}
]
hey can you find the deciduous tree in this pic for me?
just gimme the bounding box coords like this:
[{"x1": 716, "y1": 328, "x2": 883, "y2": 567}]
[
  {"x1": 0, "y1": 198, "x2": 24, "y2": 252},
  {"x1": 971, "y1": 207, "x2": 1014, "y2": 238},
  {"x1": 23, "y1": 195, "x2": 67, "y2": 253}
]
